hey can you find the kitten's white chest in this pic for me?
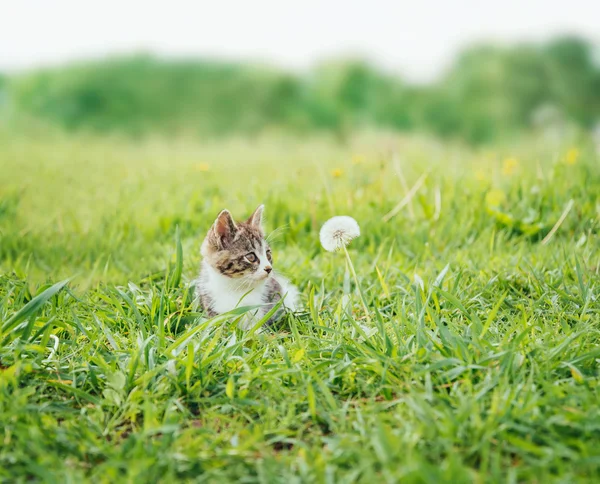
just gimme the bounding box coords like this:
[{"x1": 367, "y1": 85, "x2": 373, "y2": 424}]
[
  {"x1": 211, "y1": 284, "x2": 266, "y2": 315},
  {"x1": 201, "y1": 263, "x2": 267, "y2": 315}
]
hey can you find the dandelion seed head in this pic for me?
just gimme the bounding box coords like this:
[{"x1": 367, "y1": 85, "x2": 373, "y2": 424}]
[{"x1": 319, "y1": 216, "x2": 361, "y2": 252}]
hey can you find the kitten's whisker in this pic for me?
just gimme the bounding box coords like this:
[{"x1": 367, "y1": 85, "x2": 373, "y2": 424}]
[
  {"x1": 231, "y1": 278, "x2": 251, "y2": 294},
  {"x1": 266, "y1": 225, "x2": 289, "y2": 243},
  {"x1": 274, "y1": 268, "x2": 293, "y2": 279},
  {"x1": 237, "y1": 278, "x2": 259, "y2": 295}
]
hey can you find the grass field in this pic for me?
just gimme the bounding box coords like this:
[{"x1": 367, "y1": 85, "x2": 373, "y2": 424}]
[{"x1": 1, "y1": 126, "x2": 599, "y2": 482}]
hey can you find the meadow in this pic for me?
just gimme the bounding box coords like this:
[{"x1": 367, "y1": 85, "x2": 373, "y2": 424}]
[{"x1": 0, "y1": 125, "x2": 599, "y2": 482}]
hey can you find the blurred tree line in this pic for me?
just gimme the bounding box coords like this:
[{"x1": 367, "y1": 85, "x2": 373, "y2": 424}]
[{"x1": 2, "y1": 37, "x2": 599, "y2": 143}]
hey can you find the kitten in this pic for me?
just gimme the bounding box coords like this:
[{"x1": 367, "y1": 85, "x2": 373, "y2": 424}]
[{"x1": 195, "y1": 205, "x2": 298, "y2": 330}]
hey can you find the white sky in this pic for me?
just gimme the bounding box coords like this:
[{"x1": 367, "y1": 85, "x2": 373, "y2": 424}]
[{"x1": 2, "y1": 0, "x2": 598, "y2": 82}]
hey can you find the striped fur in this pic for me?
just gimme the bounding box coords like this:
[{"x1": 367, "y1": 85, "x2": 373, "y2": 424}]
[{"x1": 195, "y1": 205, "x2": 297, "y2": 329}]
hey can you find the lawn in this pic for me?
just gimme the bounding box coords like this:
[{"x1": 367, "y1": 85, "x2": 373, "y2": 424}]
[{"x1": 1, "y1": 127, "x2": 599, "y2": 482}]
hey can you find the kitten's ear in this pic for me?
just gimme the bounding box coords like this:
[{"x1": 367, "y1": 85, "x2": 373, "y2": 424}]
[
  {"x1": 211, "y1": 210, "x2": 237, "y2": 247},
  {"x1": 247, "y1": 204, "x2": 264, "y2": 230}
]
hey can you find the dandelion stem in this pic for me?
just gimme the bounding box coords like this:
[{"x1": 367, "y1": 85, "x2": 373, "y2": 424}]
[
  {"x1": 342, "y1": 246, "x2": 371, "y2": 323},
  {"x1": 382, "y1": 172, "x2": 429, "y2": 222},
  {"x1": 541, "y1": 199, "x2": 574, "y2": 245}
]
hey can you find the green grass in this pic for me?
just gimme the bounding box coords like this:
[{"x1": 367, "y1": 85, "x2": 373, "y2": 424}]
[{"x1": 1, "y1": 127, "x2": 599, "y2": 482}]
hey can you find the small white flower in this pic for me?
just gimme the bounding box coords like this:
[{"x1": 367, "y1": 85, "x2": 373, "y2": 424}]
[{"x1": 320, "y1": 216, "x2": 361, "y2": 252}]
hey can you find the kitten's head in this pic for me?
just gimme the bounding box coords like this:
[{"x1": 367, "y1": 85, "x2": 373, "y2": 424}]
[{"x1": 201, "y1": 205, "x2": 273, "y2": 284}]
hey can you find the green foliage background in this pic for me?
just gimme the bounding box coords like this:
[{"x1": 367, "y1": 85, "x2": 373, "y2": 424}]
[{"x1": 3, "y1": 37, "x2": 600, "y2": 143}]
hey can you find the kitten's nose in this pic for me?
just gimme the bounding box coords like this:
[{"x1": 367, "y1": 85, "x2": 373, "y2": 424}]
[{"x1": 264, "y1": 266, "x2": 272, "y2": 274}]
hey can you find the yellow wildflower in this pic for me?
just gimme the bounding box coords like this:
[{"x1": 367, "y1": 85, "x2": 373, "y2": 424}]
[
  {"x1": 502, "y1": 157, "x2": 519, "y2": 176},
  {"x1": 570, "y1": 366, "x2": 584, "y2": 384},
  {"x1": 475, "y1": 169, "x2": 487, "y2": 182},
  {"x1": 352, "y1": 154, "x2": 366, "y2": 165},
  {"x1": 195, "y1": 163, "x2": 211, "y2": 172},
  {"x1": 485, "y1": 189, "x2": 506, "y2": 207},
  {"x1": 565, "y1": 148, "x2": 579, "y2": 165},
  {"x1": 331, "y1": 168, "x2": 344, "y2": 178},
  {"x1": 482, "y1": 150, "x2": 495, "y2": 161}
]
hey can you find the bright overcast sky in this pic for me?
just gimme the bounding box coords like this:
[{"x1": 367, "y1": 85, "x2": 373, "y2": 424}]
[{"x1": 2, "y1": 0, "x2": 598, "y2": 82}]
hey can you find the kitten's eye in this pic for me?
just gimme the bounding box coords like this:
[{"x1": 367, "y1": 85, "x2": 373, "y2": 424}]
[
  {"x1": 266, "y1": 249, "x2": 272, "y2": 261},
  {"x1": 245, "y1": 252, "x2": 258, "y2": 263}
]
